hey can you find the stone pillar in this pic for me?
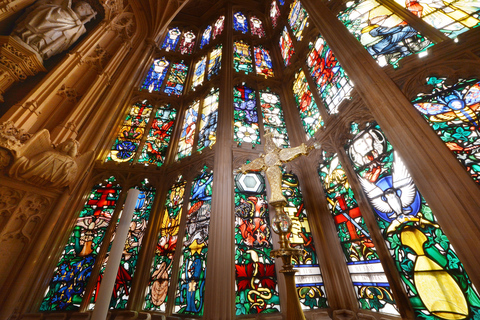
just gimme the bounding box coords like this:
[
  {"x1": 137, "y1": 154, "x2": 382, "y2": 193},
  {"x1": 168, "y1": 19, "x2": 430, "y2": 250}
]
[{"x1": 301, "y1": 0, "x2": 480, "y2": 291}]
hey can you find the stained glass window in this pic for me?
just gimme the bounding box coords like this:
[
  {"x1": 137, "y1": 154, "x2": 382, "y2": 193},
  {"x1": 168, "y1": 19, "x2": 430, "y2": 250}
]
[
  {"x1": 40, "y1": 177, "x2": 122, "y2": 311},
  {"x1": 259, "y1": 90, "x2": 290, "y2": 148},
  {"x1": 179, "y1": 31, "x2": 196, "y2": 55},
  {"x1": 270, "y1": 0, "x2": 281, "y2": 28},
  {"x1": 234, "y1": 171, "x2": 280, "y2": 315},
  {"x1": 177, "y1": 100, "x2": 199, "y2": 160},
  {"x1": 138, "y1": 105, "x2": 177, "y2": 166},
  {"x1": 412, "y1": 77, "x2": 480, "y2": 185},
  {"x1": 319, "y1": 153, "x2": 398, "y2": 314},
  {"x1": 306, "y1": 35, "x2": 353, "y2": 114},
  {"x1": 200, "y1": 25, "x2": 212, "y2": 49},
  {"x1": 89, "y1": 182, "x2": 156, "y2": 310},
  {"x1": 282, "y1": 173, "x2": 328, "y2": 310},
  {"x1": 213, "y1": 16, "x2": 225, "y2": 39},
  {"x1": 164, "y1": 62, "x2": 188, "y2": 96},
  {"x1": 234, "y1": 11, "x2": 249, "y2": 33},
  {"x1": 208, "y1": 45, "x2": 222, "y2": 80},
  {"x1": 192, "y1": 56, "x2": 207, "y2": 90},
  {"x1": 347, "y1": 122, "x2": 480, "y2": 319},
  {"x1": 174, "y1": 167, "x2": 213, "y2": 316},
  {"x1": 254, "y1": 46, "x2": 274, "y2": 79},
  {"x1": 144, "y1": 177, "x2": 186, "y2": 312},
  {"x1": 393, "y1": 0, "x2": 480, "y2": 38},
  {"x1": 337, "y1": 0, "x2": 432, "y2": 67},
  {"x1": 162, "y1": 27, "x2": 181, "y2": 52},
  {"x1": 234, "y1": 85, "x2": 260, "y2": 146},
  {"x1": 279, "y1": 27, "x2": 295, "y2": 66},
  {"x1": 198, "y1": 89, "x2": 219, "y2": 152},
  {"x1": 233, "y1": 41, "x2": 253, "y2": 74},
  {"x1": 107, "y1": 101, "x2": 153, "y2": 163},
  {"x1": 288, "y1": 0, "x2": 309, "y2": 41},
  {"x1": 250, "y1": 16, "x2": 266, "y2": 38},
  {"x1": 293, "y1": 70, "x2": 323, "y2": 139},
  {"x1": 279, "y1": 0, "x2": 285, "y2": 5},
  {"x1": 141, "y1": 58, "x2": 170, "y2": 93}
]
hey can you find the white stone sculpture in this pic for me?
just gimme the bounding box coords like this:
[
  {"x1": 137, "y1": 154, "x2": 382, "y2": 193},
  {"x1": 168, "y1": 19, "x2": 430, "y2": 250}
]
[{"x1": 12, "y1": 0, "x2": 97, "y2": 60}]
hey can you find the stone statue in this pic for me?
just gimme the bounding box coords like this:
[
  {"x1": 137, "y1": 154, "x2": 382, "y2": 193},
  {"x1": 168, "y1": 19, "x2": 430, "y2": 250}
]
[{"x1": 12, "y1": 0, "x2": 97, "y2": 60}]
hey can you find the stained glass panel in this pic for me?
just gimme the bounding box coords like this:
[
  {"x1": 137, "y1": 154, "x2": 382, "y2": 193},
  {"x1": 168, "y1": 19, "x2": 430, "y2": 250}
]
[
  {"x1": 234, "y1": 171, "x2": 280, "y2": 315},
  {"x1": 347, "y1": 123, "x2": 480, "y2": 319},
  {"x1": 234, "y1": 41, "x2": 253, "y2": 74},
  {"x1": 254, "y1": 46, "x2": 274, "y2": 79},
  {"x1": 282, "y1": 173, "x2": 328, "y2": 310},
  {"x1": 213, "y1": 16, "x2": 225, "y2": 39},
  {"x1": 208, "y1": 45, "x2": 222, "y2": 80},
  {"x1": 270, "y1": 0, "x2": 281, "y2": 28},
  {"x1": 337, "y1": 0, "x2": 432, "y2": 67},
  {"x1": 141, "y1": 58, "x2": 169, "y2": 93},
  {"x1": 234, "y1": 11, "x2": 249, "y2": 33},
  {"x1": 319, "y1": 153, "x2": 398, "y2": 314},
  {"x1": 164, "y1": 62, "x2": 188, "y2": 96},
  {"x1": 234, "y1": 85, "x2": 260, "y2": 146},
  {"x1": 144, "y1": 178, "x2": 186, "y2": 311},
  {"x1": 198, "y1": 89, "x2": 219, "y2": 152},
  {"x1": 259, "y1": 90, "x2": 290, "y2": 148},
  {"x1": 288, "y1": 0, "x2": 309, "y2": 41},
  {"x1": 138, "y1": 105, "x2": 177, "y2": 166},
  {"x1": 279, "y1": 0, "x2": 285, "y2": 5},
  {"x1": 306, "y1": 35, "x2": 353, "y2": 114},
  {"x1": 107, "y1": 101, "x2": 153, "y2": 163},
  {"x1": 250, "y1": 16, "x2": 266, "y2": 38},
  {"x1": 192, "y1": 56, "x2": 207, "y2": 90},
  {"x1": 175, "y1": 167, "x2": 213, "y2": 316},
  {"x1": 179, "y1": 31, "x2": 196, "y2": 55},
  {"x1": 40, "y1": 177, "x2": 121, "y2": 311},
  {"x1": 280, "y1": 27, "x2": 295, "y2": 66},
  {"x1": 293, "y1": 70, "x2": 323, "y2": 139},
  {"x1": 177, "y1": 100, "x2": 199, "y2": 160},
  {"x1": 162, "y1": 27, "x2": 181, "y2": 52},
  {"x1": 412, "y1": 77, "x2": 480, "y2": 185},
  {"x1": 200, "y1": 25, "x2": 212, "y2": 49}
]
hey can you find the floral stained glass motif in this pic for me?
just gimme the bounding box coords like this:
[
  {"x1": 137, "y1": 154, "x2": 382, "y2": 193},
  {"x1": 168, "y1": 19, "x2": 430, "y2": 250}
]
[
  {"x1": 177, "y1": 100, "x2": 199, "y2": 160},
  {"x1": 200, "y1": 25, "x2": 212, "y2": 49},
  {"x1": 174, "y1": 167, "x2": 213, "y2": 316},
  {"x1": 164, "y1": 62, "x2": 188, "y2": 96},
  {"x1": 138, "y1": 105, "x2": 177, "y2": 166},
  {"x1": 234, "y1": 41, "x2": 253, "y2": 74},
  {"x1": 282, "y1": 173, "x2": 328, "y2": 310},
  {"x1": 144, "y1": 178, "x2": 186, "y2": 312},
  {"x1": 192, "y1": 56, "x2": 207, "y2": 90},
  {"x1": 107, "y1": 101, "x2": 153, "y2": 163},
  {"x1": 234, "y1": 171, "x2": 280, "y2": 315},
  {"x1": 270, "y1": 0, "x2": 281, "y2": 28},
  {"x1": 208, "y1": 45, "x2": 222, "y2": 80},
  {"x1": 393, "y1": 0, "x2": 480, "y2": 38},
  {"x1": 293, "y1": 70, "x2": 323, "y2": 139},
  {"x1": 347, "y1": 123, "x2": 480, "y2": 319},
  {"x1": 319, "y1": 154, "x2": 398, "y2": 315},
  {"x1": 234, "y1": 11, "x2": 249, "y2": 33},
  {"x1": 306, "y1": 35, "x2": 353, "y2": 114},
  {"x1": 179, "y1": 31, "x2": 196, "y2": 55},
  {"x1": 40, "y1": 177, "x2": 121, "y2": 311},
  {"x1": 259, "y1": 90, "x2": 290, "y2": 148},
  {"x1": 162, "y1": 27, "x2": 181, "y2": 52},
  {"x1": 213, "y1": 16, "x2": 225, "y2": 39},
  {"x1": 90, "y1": 183, "x2": 156, "y2": 310},
  {"x1": 234, "y1": 85, "x2": 260, "y2": 146},
  {"x1": 288, "y1": 0, "x2": 309, "y2": 41},
  {"x1": 279, "y1": 27, "x2": 295, "y2": 66},
  {"x1": 254, "y1": 46, "x2": 274, "y2": 79},
  {"x1": 250, "y1": 16, "x2": 266, "y2": 38},
  {"x1": 141, "y1": 58, "x2": 170, "y2": 93},
  {"x1": 412, "y1": 77, "x2": 480, "y2": 185},
  {"x1": 198, "y1": 89, "x2": 219, "y2": 152},
  {"x1": 337, "y1": 0, "x2": 431, "y2": 67}
]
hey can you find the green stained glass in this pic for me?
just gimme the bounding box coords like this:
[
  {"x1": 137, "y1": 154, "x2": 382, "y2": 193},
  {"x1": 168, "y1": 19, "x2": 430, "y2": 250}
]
[
  {"x1": 259, "y1": 90, "x2": 290, "y2": 148},
  {"x1": 288, "y1": 0, "x2": 309, "y2": 41},
  {"x1": 293, "y1": 70, "x2": 323, "y2": 139},
  {"x1": 234, "y1": 41, "x2": 253, "y2": 74}
]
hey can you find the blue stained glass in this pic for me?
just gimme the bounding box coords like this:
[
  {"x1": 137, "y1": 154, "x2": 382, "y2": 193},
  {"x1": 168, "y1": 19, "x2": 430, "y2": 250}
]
[
  {"x1": 164, "y1": 63, "x2": 188, "y2": 96},
  {"x1": 162, "y1": 27, "x2": 181, "y2": 52},
  {"x1": 234, "y1": 12, "x2": 249, "y2": 33},
  {"x1": 200, "y1": 25, "x2": 212, "y2": 49},
  {"x1": 141, "y1": 58, "x2": 170, "y2": 93},
  {"x1": 279, "y1": 0, "x2": 285, "y2": 5},
  {"x1": 192, "y1": 56, "x2": 207, "y2": 90},
  {"x1": 254, "y1": 46, "x2": 274, "y2": 78}
]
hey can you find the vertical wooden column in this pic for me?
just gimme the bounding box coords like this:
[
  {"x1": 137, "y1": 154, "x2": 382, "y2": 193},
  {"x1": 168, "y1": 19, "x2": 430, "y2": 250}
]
[
  {"x1": 203, "y1": 2, "x2": 235, "y2": 318},
  {"x1": 301, "y1": 0, "x2": 480, "y2": 291}
]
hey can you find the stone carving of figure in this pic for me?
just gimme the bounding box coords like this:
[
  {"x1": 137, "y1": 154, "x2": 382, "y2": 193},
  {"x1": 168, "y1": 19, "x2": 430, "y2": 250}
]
[{"x1": 12, "y1": 0, "x2": 97, "y2": 60}]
